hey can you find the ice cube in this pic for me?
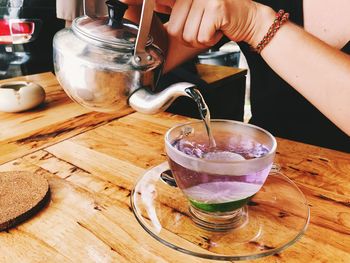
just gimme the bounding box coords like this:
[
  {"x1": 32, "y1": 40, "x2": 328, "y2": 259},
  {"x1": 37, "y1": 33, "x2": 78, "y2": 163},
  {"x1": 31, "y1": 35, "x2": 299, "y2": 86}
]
[{"x1": 203, "y1": 150, "x2": 245, "y2": 161}]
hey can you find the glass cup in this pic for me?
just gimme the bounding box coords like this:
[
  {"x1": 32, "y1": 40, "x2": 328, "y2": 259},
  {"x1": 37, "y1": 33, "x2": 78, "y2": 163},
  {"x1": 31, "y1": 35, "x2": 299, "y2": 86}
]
[{"x1": 165, "y1": 119, "x2": 277, "y2": 231}]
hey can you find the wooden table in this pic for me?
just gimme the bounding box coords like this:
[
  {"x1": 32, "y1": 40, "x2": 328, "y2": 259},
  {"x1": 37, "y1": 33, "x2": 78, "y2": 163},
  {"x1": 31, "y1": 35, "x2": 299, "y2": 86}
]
[{"x1": 0, "y1": 69, "x2": 349, "y2": 263}]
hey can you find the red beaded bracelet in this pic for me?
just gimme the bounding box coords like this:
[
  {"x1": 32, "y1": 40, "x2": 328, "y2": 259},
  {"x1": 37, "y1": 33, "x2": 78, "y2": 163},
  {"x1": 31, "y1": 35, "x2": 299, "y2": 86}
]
[{"x1": 255, "y1": 9, "x2": 290, "y2": 54}]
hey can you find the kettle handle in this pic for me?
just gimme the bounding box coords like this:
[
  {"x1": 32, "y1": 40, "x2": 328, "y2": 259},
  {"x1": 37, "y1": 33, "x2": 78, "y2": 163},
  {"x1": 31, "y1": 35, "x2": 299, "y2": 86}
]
[{"x1": 133, "y1": 0, "x2": 155, "y2": 65}]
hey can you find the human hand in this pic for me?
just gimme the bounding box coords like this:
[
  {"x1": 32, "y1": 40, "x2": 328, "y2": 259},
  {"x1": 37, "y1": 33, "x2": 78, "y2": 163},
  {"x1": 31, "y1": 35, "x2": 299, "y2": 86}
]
[
  {"x1": 165, "y1": 0, "x2": 260, "y2": 48},
  {"x1": 154, "y1": 0, "x2": 175, "y2": 14}
]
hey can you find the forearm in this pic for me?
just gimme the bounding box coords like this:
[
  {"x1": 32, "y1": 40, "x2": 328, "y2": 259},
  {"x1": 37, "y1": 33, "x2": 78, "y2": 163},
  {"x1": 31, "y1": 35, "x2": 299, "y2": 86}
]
[
  {"x1": 56, "y1": 0, "x2": 106, "y2": 27},
  {"x1": 253, "y1": 6, "x2": 350, "y2": 135},
  {"x1": 56, "y1": 0, "x2": 82, "y2": 22}
]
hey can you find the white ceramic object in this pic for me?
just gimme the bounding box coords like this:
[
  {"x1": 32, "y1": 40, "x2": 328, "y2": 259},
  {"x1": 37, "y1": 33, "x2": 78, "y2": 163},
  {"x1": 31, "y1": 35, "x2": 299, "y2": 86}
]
[{"x1": 0, "y1": 81, "x2": 46, "y2": 113}]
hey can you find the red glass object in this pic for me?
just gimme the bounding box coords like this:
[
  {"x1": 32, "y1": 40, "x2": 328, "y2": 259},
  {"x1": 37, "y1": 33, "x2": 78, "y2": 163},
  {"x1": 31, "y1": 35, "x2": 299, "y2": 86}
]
[{"x1": 0, "y1": 19, "x2": 36, "y2": 44}]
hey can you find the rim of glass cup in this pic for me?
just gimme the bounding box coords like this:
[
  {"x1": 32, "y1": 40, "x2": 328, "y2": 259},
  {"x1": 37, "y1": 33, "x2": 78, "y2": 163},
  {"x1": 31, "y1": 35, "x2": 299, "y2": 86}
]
[{"x1": 164, "y1": 119, "x2": 277, "y2": 166}]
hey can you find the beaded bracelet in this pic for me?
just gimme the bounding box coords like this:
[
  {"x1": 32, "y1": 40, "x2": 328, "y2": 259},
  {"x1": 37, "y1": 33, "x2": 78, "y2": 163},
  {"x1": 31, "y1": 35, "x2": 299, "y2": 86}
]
[{"x1": 255, "y1": 9, "x2": 290, "y2": 54}]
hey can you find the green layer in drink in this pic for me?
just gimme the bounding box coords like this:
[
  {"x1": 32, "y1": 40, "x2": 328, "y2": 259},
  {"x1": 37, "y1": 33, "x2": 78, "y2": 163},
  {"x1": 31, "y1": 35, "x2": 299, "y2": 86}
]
[{"x1": 189, "y1": 195, "x2": 253, "y2": 213}]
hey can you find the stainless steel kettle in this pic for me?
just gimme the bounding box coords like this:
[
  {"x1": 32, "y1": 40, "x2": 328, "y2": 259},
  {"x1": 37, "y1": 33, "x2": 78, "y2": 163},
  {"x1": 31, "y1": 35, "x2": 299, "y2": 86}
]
[{"x1": 53, "y1": 0, "x2": 194, "y2": 114}]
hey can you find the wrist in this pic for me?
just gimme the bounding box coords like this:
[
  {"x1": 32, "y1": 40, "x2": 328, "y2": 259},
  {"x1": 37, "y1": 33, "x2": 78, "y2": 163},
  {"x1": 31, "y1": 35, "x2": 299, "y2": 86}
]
[{"x1": 248, "y1": 3, "x2": 276, "y2": 47}]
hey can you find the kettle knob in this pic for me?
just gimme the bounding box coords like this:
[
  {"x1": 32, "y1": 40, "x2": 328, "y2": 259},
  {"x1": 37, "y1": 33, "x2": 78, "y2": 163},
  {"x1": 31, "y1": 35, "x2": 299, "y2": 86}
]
[{"x1": 106, "y1": 0, "x2": 128, "y2": 28}]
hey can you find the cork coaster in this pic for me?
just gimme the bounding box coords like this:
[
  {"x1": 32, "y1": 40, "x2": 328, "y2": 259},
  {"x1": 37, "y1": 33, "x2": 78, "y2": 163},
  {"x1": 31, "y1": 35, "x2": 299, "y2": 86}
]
[{"x1": 0, "y1": 171, "x2": 50, "y2": 231}]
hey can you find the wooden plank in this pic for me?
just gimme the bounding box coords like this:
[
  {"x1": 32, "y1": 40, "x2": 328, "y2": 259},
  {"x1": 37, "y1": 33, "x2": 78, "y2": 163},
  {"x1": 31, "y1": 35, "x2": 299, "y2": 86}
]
[
  {"x1": 196, "y1": 64, "x2": 247, "y2": 87},
  {"x1": 0, "y1": 72, "x2": 134, "y2": 165},
  {"x1": 35, "y1": 112, "x2": 349, "y2": 262},
  {"x1": 1, "y1": 69, "x2": 349, "y2": 262},
  {"x1": 275, "y1": 137, "x2": 350, "y2": 196},
  {"x1": 0, "y1": 154, "x2": 220, "y2": 263},
  {"x1": 0, "y1": 66, "x2": 246, "y2": 165},
  {"x1": 1, "y1": 117, "x2": 349, "y2": 261}
]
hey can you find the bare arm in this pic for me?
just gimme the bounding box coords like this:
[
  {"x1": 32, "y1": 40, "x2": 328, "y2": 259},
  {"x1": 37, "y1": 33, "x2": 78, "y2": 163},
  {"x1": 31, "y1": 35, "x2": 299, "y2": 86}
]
[
  {"x1": 250, "y1": 6, "x2": 350, "y2": 135},
  {"x1": 56, "y1": 0, "x2": 83, "y2": 26},
  {"x1": 56, "y1": 0, "x2": 107, "y2": 27},
  {"x1": 124, "y1": 0, "x2": 350, "y2": 135},
  {"x1": 164, "y1": 1, "x2": 350, "y2": 135}
]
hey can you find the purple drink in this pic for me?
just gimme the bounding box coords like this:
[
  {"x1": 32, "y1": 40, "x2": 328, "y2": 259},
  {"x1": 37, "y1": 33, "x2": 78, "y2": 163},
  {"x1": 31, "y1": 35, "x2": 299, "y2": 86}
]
[{"x1": 165, "y1": 120, "x2": 276, "y2": 213}]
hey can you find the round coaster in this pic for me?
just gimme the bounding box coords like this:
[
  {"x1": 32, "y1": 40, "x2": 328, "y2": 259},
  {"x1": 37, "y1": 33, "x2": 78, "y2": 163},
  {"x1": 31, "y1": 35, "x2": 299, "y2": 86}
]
[
  {"x1": 0, "y1": 171, "x2": 50, "y2": 231},
  {"x1": 131, "y1": 162, "x2": 310, "y2": 261}
]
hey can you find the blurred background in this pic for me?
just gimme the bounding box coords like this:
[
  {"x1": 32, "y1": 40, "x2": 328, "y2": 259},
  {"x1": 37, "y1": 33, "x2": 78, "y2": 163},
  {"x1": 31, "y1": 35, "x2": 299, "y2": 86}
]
[{"x1": 0, "y1": 0, "x2": 64, "y2": 79}]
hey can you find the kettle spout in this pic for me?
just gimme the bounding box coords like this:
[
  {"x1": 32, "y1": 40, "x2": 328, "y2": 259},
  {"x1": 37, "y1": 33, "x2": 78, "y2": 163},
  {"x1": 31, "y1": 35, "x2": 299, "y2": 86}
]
[{"x1": 128, "y1": 82, "x2": 195, "y2": 114}]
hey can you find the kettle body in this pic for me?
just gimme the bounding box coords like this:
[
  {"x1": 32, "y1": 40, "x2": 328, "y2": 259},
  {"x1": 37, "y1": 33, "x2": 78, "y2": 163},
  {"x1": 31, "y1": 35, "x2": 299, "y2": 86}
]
[
  {"x1": 53, "y1": 24, "x2": 163, "y2": 113},
  {"x1": 53, "y1": 0, "x2": 194, "y2": 114}
]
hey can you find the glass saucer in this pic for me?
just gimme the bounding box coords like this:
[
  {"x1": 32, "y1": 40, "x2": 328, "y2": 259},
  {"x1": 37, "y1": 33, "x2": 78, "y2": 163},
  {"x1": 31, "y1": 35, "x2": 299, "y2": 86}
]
[{"x1": 131, "y1": 162, "x2": 310, "y2": 261}]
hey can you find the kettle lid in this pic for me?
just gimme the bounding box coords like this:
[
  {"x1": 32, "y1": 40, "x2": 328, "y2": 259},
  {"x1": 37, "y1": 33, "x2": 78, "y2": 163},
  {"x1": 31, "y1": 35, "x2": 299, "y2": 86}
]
[{"x1": 72, "y1": 1, "x2": 152, "y2": 50}]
